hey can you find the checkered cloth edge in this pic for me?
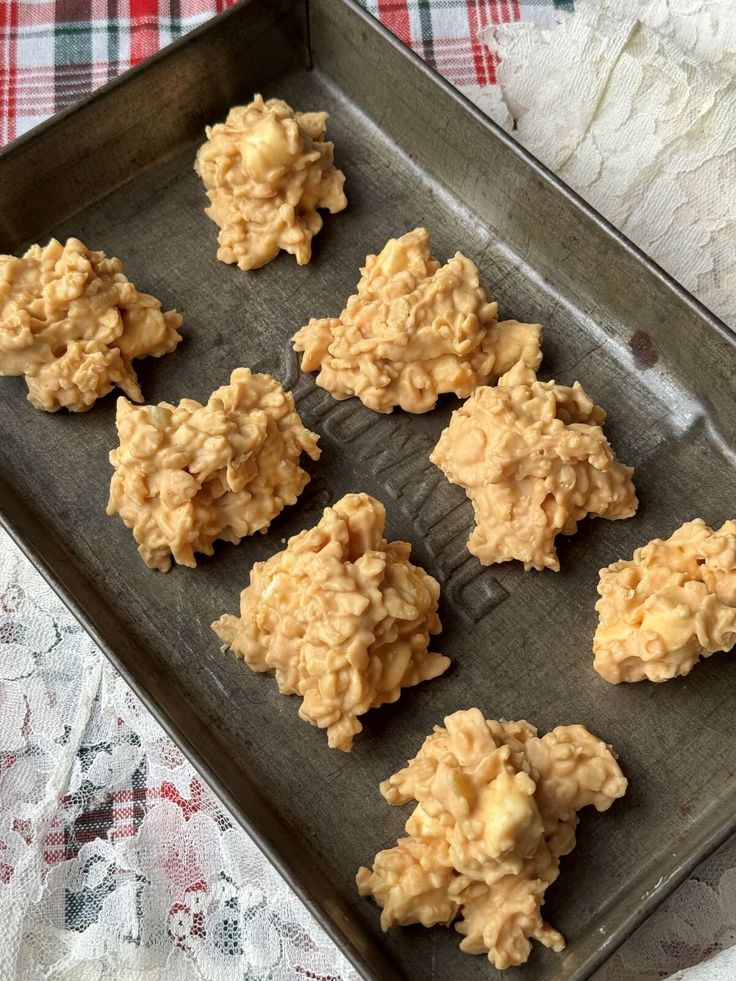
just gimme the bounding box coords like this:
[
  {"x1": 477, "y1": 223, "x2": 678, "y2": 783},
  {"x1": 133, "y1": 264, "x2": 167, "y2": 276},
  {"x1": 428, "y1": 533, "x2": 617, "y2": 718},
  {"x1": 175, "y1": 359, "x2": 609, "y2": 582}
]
[
  {"x1": 360, "y1": 0, "x2": 572, "y2": 88},
  {"x1": 0, "y1": 0, "x2": 235, "y2": 145},
  {"x1": 0, "y1": 0, "x2": 570, "y2": 146}
]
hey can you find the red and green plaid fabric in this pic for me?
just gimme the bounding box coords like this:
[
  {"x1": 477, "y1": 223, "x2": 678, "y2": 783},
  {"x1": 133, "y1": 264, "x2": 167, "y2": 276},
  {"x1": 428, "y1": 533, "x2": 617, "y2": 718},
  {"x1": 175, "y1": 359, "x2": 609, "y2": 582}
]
[
  {"x1": 0, "y1": 0, "x2": 567, "y2": 146},
  {"x1": 0, "y1": 0, "x2": 235, "y2": 144}
]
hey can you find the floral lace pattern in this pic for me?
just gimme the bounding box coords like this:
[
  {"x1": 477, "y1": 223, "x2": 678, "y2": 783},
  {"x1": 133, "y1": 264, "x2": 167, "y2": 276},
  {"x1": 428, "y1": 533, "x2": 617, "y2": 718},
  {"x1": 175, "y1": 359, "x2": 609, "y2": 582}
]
[
  {"x1": 482, "y1": 0, "x2": 736, "y2": 329},
  {"x1": 594, "y1": 832, "x2": 736, "y2": 980},
  {"x1": 0, "y1": 527, "x2": 358, "y2": 981}
]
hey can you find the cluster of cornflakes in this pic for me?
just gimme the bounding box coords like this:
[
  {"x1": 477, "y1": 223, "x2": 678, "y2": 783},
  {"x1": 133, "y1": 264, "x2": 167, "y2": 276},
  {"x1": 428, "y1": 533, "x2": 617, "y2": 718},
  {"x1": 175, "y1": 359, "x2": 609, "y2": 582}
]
[
  {"x1": 430, "y1": 361, "x2": 638, "y2": 570},
  {"x1": 293, "y1": 227, "x2": 542, "y2": 413},
  {"x1": 212, "y1": 493, "x2": 449, "y2": 751},
  {"x1": 107, "y1": 368, "x2": 320, "y2": 571},
  {"x1": 357, "y1": 708, "x2": 627, "y2": 969},
  {"x1": 594, "y1": 518, "x2": 736, "y2": 683},
  {"x1": 195, "y1": 94, "x2": 347, "y2": 270}
]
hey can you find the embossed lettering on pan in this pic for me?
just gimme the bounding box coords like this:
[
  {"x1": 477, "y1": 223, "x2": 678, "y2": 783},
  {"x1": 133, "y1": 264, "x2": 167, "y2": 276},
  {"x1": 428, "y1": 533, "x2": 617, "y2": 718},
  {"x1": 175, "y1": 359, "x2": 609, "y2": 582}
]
[{"x1": 289, "y1": 369, "x2": 513, "y2": 622}]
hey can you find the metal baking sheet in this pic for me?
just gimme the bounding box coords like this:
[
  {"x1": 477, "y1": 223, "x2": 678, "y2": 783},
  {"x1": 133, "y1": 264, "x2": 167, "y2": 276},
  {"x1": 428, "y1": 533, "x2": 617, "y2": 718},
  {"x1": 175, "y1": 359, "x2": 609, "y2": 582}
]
[{"x1": 1, "y1": 1, "x2": 735, "y2": 978}]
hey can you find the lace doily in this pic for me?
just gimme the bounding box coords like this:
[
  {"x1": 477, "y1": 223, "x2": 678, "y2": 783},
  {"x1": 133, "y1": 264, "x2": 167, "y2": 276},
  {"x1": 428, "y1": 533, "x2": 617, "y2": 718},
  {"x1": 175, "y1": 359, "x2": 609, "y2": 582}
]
[
  {"x1": 594, "y1": 831, "x2": 736, "y2": 980},
  {"x1": 0, "y1": 527, "x2": 358, "y2": 981},
  {"x1": 4, "y1": 521, "x2": 736, "y2": 980},
  {"x1": 479, "y1": 0, "x2": 736, "y2": 329}
]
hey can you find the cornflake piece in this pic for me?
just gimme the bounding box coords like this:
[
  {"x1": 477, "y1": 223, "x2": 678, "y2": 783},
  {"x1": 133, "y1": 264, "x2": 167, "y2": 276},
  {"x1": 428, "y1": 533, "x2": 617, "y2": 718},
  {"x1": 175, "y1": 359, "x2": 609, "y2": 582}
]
[
  {"x1": 293, "y1": 228, "x2": 542, "y2": 413},
  {"x1": 430, "y1": 361, "x2": 637, "y2": 570},
  {"x1": 212, "y1": 493, "x2": 448, "y2": 751},
  {"x1": 195, "y1": 94, "x2": 347, "y2": 270},
  {"x1": 357, "y1": 708, "x2": 627, "y2": 971},
  {"x1": 107, "y1": 368, "x2": 320, "y2": 572},
  {"x1": 0, "y1": 238, "x2": 182, "y2": 412},
  {"x1": 594, "y1": 519, "x2": 736, "y2": 683}
]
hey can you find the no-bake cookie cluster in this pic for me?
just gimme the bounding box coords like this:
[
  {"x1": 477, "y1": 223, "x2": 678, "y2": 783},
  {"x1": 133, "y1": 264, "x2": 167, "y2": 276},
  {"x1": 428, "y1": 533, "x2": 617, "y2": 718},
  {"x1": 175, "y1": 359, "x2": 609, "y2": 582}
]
[
  {"x1": 357, "y1": 708, "x2": 627, "y2": 969},
  {"x1": 293, "y1": 227, "x2": 542, "y2": 413},
  {"x1": 212, "y1": 493, "x2": 449, "y2": 751},
  {"x1": 0, "y1": 238, "x2": 182, "y2": 412},
  {"x1": 431, "y1": 361, "x2": 638, "y2": 570},
  {"x1": 594, "y1": 518, "x2": 736, "y2": 683},
  {"x1": 195, "y1": 95, "x2": 347, "y2": 270},
  {"x1": 107, "y1": 368, "x2": 320, "y2": 571}
]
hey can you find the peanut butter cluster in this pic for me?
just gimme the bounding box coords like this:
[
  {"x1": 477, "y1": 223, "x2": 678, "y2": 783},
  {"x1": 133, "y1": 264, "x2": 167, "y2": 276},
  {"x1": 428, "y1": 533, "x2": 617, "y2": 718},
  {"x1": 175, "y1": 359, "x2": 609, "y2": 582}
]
[
  {"x1": 594, "y1": 518, "x2": 736, "y2": 683},
  {"x1": 212, "y1": 493, "x2": 449, "y2": 751},
  {"x1": 0, "y1": 238, "x2": 182, "y2": 412},
  {"x1": 357, "y1": 708, "x2": 627, "y2": 970},
  {"x1": 107, "y1": 368, "x2": 320, "y2": 571},
  {"x1": 195, "y1": 95, "x2": 347, "y2": 270},
  {"x1": 293, "y1": 228, "x2": 542, "y2": 413},
  {"x1": 430, "y1": 362, "x2": 638, "y2": 570}
]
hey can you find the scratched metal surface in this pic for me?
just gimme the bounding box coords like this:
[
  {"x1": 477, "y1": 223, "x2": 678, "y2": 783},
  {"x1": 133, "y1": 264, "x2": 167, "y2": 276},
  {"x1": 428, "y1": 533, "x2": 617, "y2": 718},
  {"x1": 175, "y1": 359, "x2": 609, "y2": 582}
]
[{"x1": 1, "y1": 1, "x2": 735, "y2": 979}]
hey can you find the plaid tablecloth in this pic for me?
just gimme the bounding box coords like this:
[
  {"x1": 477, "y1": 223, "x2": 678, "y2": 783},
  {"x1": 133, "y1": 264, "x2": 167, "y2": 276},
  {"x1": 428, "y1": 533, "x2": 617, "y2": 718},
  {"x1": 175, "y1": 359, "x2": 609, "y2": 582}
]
[
  {"x1": 0, "y1": 0, "x2": 568, "y2": 144},
  {"x1": 0, "y1": 0, "x2": 230, "y2": 144}
]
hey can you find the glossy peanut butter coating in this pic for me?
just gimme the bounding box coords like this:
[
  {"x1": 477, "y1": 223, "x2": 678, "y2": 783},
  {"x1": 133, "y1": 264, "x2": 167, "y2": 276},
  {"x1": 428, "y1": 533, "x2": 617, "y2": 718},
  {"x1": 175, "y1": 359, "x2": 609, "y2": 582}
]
[
  {"x1": 0, "y1": 238, "x2": 182, "y2": 412},
  {"x1": 357, "y1": 708, "x2": 627, "y2": 970},
  {"x1": 212, "y1": 493, "x2": 449, "y2": 751},
  {"x1": 293, "y1": 228, "x2": 542, "y2": 413},
  {"x1": 107, "y1": 368, "x2": 319, "y2": 571},
  {"x1": 195, "y1": 94, "x2": 347, "y2": 270},
  {"x1": 430, "y1": 361, "x2": 638, "y2": 570},
  {"x1": 594, "y1": 518, "x2": 736, "y2": 683}
]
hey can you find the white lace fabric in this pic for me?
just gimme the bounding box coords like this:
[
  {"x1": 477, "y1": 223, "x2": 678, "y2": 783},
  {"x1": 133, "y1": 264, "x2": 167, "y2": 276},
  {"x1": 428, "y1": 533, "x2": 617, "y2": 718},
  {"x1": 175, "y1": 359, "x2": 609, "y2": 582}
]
[
  {"x1": 0, "y1": 528, "x2": 358, "y2": 981},
  {"x1": 476, "y1": 0, "x2": 736, "y2": 329},
  {"x1": 4, "y1": 527, "x2": 736, "y2": 981}
]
